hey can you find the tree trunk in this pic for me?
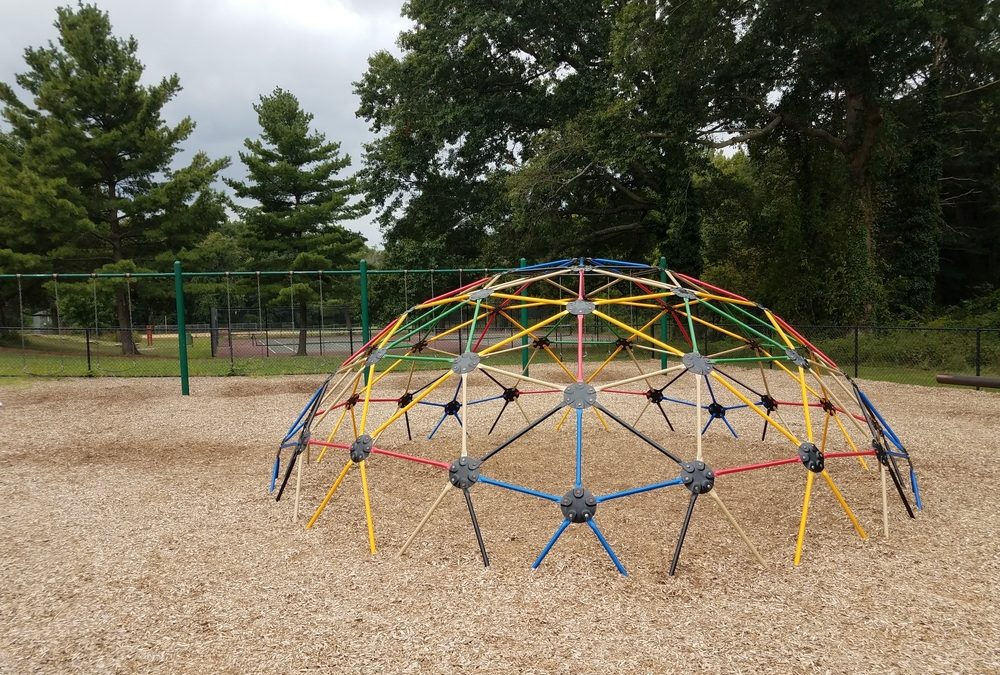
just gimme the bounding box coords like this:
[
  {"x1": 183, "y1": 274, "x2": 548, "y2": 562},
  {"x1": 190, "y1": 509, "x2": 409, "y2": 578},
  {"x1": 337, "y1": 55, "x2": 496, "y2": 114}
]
[
  {"x1": 115, "y1": 285, "x2": 139, "y2": 356},
  {"x1": 296, "y1": 300, "x2": 308, "y2": 356}
]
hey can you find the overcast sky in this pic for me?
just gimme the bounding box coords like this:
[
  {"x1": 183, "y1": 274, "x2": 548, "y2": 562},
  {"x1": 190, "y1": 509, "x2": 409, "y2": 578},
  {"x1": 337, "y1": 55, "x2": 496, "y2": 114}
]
[{"x1": 0, "y1": 0, "x2": 411, "y2": 247}]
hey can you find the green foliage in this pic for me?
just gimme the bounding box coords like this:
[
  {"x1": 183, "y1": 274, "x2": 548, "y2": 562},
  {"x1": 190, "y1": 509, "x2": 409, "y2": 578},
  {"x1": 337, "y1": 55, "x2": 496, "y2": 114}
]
[
  {"x1": 227, "y1": 87, "x2": 368, "y2": 353},
  {"x1": 0, "y1": 3, "x2": 229, "y2": 352}
]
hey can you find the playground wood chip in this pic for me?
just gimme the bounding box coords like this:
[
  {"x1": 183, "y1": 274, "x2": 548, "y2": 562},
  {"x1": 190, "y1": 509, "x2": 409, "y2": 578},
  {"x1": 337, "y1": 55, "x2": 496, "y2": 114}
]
[{"x1": 1, "y1": 367, "x2": 998, "y2": 673}]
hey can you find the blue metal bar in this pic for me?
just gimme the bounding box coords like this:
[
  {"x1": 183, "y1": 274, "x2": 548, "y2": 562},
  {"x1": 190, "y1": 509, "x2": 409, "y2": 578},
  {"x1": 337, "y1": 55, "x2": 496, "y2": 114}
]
[
  {"x1": 724, "y1": 403, "x2": 750, "y2": 411},
  {"x1": 479, "y1": 475, "x2": 560, "y2": 502},
  {"x1": 419, "y1": 400, "x2": 447, "y2": 408},
  {"x1": 469, "y1": 394, "x2": 506, "y2": 405},
  {"x1": 279, "y1": 440, "x2": 298, "y2": 450},
  {"x1": 590, "y1": 258, "x2": 654, "y2": 270},
  {"x1": 702, "y1": 416, "x2": 714, "y2": 435},
  {"x1": 269, "y1": 457, "x2": 280, "y2": 493},
  {"x1": 597, "y1": 478, "x2": 684, "y2": 502},
  {"x1": 531, "y1": 518, "x2": 571, "y2": 569},
  {"x1": 283, "y1": 386, "x2": 323, "y2": 442},
  {"x1": 587, "y1": 519, "x2": 628, "y2": 576},
  {"x1": 857, "y1": 390, "x2": 905, "y2": 451},
  {"x1": 662, "y1": 396, "x2": 697, "y2": 407},
  {"x1": 427, "y1": 413, "x2": 448, "y2": 439},
  {"x1": 453, "y1": 413, "x2": 463, "y2": 427},
  {"x1": 703, "y1": 374, "x2": 719, "y2": 404},
  {"x1": 910, "y1": 467, "x2": 923, "y2": 510},
  {"x1": 518, "y1": 258, "x2": 576, "y2": 272},
  {"x1": 721, "y1": 415, "x2": 739, "y2": 439},
  {"x1": 575, "y1": 408, "x2": 583, "y2": 488}
]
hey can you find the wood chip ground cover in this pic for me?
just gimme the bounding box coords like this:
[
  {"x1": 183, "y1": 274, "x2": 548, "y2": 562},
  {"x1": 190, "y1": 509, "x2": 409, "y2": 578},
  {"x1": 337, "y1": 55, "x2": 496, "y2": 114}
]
[{"x1": 1, "y1": 368, "x2": 998, "y2": 673}]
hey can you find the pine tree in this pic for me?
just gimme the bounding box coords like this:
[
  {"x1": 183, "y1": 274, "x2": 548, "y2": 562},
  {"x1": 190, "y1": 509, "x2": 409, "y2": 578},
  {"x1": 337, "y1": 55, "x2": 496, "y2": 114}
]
[
  {"x1": 0, "y1": 4, "x2": 229, "y2": 354},
  {"x1": 228, "y1": 87, "x2": 367, "y2": 355}
]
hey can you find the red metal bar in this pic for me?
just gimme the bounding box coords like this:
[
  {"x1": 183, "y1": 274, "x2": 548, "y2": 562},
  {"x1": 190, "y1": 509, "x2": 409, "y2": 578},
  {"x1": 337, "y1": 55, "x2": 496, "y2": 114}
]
[
  {"x1": 421, "y1": 275, "x2": 491, "y2": 305},
  {"x1": 673, "y1": 272, "x2": 751, "y2": 302},
  {"x1": 772, "y1": 312, "x2": 839, "y2": 369},
  {"x1": 577, "y1": 267, "x2": 585, "y2": 381},
  {"x1": 307, "y1": 439, "x2": 450, "y2": 470},
  {"x1": 714, "y1": 457, "x2": 801, "y2": 476},
  {"x1": 342, "y1": 320, "x2": 396, "y2": 366}
]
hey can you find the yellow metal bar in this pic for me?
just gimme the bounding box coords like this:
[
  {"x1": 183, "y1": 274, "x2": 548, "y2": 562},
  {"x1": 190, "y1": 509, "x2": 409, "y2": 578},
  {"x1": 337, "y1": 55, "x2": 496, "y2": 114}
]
[
  {"x1": 820, "y1": 412, "x2": 831, "y2": 452},
  {"x1": 359, "y1": 460, "x2": 377, "y2": 554},
  {"x1": 821, "y1": 470, "x2": 867, "y2": 540},
  {"x1": 316, "y1": 405, "x2": 349, "y2": 462},
  {"x1": 831, "y1": 413, "x2": 870, "y2": 471},
  {"x1": 306, "y1": 460, "x2": 353, "y2": 529},
  {"x1": 370, "y1": 371, "x2": 453, "y2": 440},
  {"x1": 766, "y1": 309, "x2": 814, "y2": 443},
  {"x1": 591, "y1": 309, "x2": 686, "y2": 357},
  {"x1": 480, "y1": 311, "x2": 568, "y2": 356},
  {"x1": 793, "y1": 471, "x2": 815, "y2": 566},
  {"x1": 592, "y1": 291, "x2": 672, "y2": 306},
  {"x1": 490, "y1": 291, "x2": 567, "y2": 306},
  {"x1": 710, "y1": 371, "x2": 801, "y2": 446},
  {"x1": 554, "y1": 407, "x2": 572, "y2": 431},
  {"x1": 358, "y1": 362, "x2": 378, "y2": 434}
]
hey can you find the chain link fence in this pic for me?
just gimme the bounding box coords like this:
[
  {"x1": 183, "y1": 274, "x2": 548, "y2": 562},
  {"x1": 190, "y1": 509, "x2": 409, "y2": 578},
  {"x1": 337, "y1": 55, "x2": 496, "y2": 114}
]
[{"x1": 1, "y1": 265, "x2": 997, "y2": 390}]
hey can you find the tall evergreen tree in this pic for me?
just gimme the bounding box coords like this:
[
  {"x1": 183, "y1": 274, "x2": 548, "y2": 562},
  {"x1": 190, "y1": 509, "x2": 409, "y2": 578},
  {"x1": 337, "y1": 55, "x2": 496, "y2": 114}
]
[
  {"x1": 0, "y1": 4, "x2": 229, "y2": 354},
  {"x1": 227, "y1": 87, "x2": 367, "y2": 355}
]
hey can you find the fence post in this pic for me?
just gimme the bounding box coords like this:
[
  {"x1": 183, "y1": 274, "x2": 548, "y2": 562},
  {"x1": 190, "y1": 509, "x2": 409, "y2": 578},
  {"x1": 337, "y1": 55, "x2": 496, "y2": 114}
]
[
  {"x1": 174, "y1": 260, "x2": 190, "y2": 395},
  {"x1": 359, "y1": 259, "x2": 370, "y2": 344},
  {"x1": 853, "y1": 325, "x2": 859, "y2": 378},
  {"x1": 85, "y1": 328, "x2": 92, "y2": 375},
  {"x1": 976, "y1": 328, "x2": 982, "y2": 391},
  {"x1": 519, "y1": 258, "x2": 529, "y2": 376},
  {"x1": 659, "y1": 256, "x2": 668, "y2": 369}
]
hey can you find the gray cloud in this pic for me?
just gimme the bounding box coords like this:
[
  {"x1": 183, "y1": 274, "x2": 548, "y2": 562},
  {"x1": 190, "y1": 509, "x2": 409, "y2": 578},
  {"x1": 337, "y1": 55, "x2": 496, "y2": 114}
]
[{"x1": 0, "y1": 0, "x2": 412, "y2": 247}]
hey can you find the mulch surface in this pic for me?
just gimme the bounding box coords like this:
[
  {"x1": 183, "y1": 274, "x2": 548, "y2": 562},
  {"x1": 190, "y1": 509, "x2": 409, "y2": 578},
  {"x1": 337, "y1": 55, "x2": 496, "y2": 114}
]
[{"x1": 1, "y1": 370, "x2": 998, "y2": 673}]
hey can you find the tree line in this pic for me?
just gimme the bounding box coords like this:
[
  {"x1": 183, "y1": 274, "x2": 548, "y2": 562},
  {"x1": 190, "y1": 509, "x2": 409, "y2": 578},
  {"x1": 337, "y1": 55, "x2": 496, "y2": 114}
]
[{"x1": 2, "y1": 2, "x2": 998, "y2": 357}]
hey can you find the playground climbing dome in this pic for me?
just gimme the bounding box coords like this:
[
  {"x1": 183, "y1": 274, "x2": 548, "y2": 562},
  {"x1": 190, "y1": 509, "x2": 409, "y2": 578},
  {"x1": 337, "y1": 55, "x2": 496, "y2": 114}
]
[{"x1": 269, "y1": 258, "x2": 921, "y2": 576}]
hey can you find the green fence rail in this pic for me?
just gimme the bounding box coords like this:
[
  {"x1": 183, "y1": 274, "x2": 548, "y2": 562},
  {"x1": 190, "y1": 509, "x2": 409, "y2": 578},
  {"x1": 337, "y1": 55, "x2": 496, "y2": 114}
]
[{"x1": 1, "y1": 260, "x2": 997, "y2": 394}]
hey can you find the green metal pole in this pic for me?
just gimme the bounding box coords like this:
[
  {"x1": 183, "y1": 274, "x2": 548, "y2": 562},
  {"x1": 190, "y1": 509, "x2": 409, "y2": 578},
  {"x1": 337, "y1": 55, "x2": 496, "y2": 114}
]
[
  {"x1": 659, "y1": 256, "x2": 669, "y2": 369},
  {"x1": 520, "y1": 258, "x2": 529, "y2": 375},
  {"x1": 360, "y1": 259, "x2": 370, "y2": 344},
  {"x1": 174, "y1": 260, "x2": 190, "y2": 395}
]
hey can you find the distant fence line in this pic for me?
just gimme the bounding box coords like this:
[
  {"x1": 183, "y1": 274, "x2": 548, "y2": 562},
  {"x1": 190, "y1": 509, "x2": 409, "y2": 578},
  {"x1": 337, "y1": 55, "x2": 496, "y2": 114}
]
[{"x1": 1, "y1": 260, "x2": 997, "y2": 394}]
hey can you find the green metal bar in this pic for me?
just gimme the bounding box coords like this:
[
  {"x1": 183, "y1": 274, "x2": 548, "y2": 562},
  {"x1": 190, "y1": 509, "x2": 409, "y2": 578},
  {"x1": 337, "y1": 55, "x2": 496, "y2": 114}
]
[
  {"x1": 682, "y1": 298, "x2": 698, "y2": 353},
  {"x1": 384, "y1": 301, "x2": 466, "y2": 350},
  {"x1": 520, "y1": 258, "x2": 529, "y2": 376},
  {"x1": 466, "y1": 300, "x2": 482, "y2": 353},
  {"x1": 697, "y1": 299, "x2": 787, "y2": 350},
  {"x1": 174, "y1": 260, "x2": 189, "y2": 396},
  {"x1": 659, "y1": 256, "x2": 668, "y2": 369},
  {"x1": 712, "y1": 356, "x2": 788, "y2": 363}
]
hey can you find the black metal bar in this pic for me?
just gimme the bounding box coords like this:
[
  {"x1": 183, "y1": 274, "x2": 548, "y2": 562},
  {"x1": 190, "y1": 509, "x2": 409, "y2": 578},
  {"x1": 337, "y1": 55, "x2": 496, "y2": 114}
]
[
  {"x1": 480, "y1": 404, "x2": 564, "y2": 462},
  {"x1": 669, "y1": 491, "x2": 698, "y2": 576},
  {"x1": 488, "y1": 399, "x2": 510, "y2": 436},
  {"x1": 655, "y1": 402, "x2": 675, "y2": 432},
  {"x1": 885, "y1": 453, "x2": 916, "y2": 519},
  {"x1": 595, "y1": 402, "x2": 682, "y2": 464},
  {"x1": 463, "y1": 487, "x2": 490, "y2": 567},
  {"x1": 713, "y1": 366, "x2": 764, "y2": 398},
  {"x1": 976, "y1": 328, "x2": 982, "y2": 391},
  {"x1": 404, "y1": 411, "x2": 412, "y2": 441}
]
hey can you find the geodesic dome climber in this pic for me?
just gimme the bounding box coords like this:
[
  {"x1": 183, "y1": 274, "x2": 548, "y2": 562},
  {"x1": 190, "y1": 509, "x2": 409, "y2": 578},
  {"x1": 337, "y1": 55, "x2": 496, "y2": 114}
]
[{"x1": 269, "y1": 258, "x2": 921, "y2": 576}]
